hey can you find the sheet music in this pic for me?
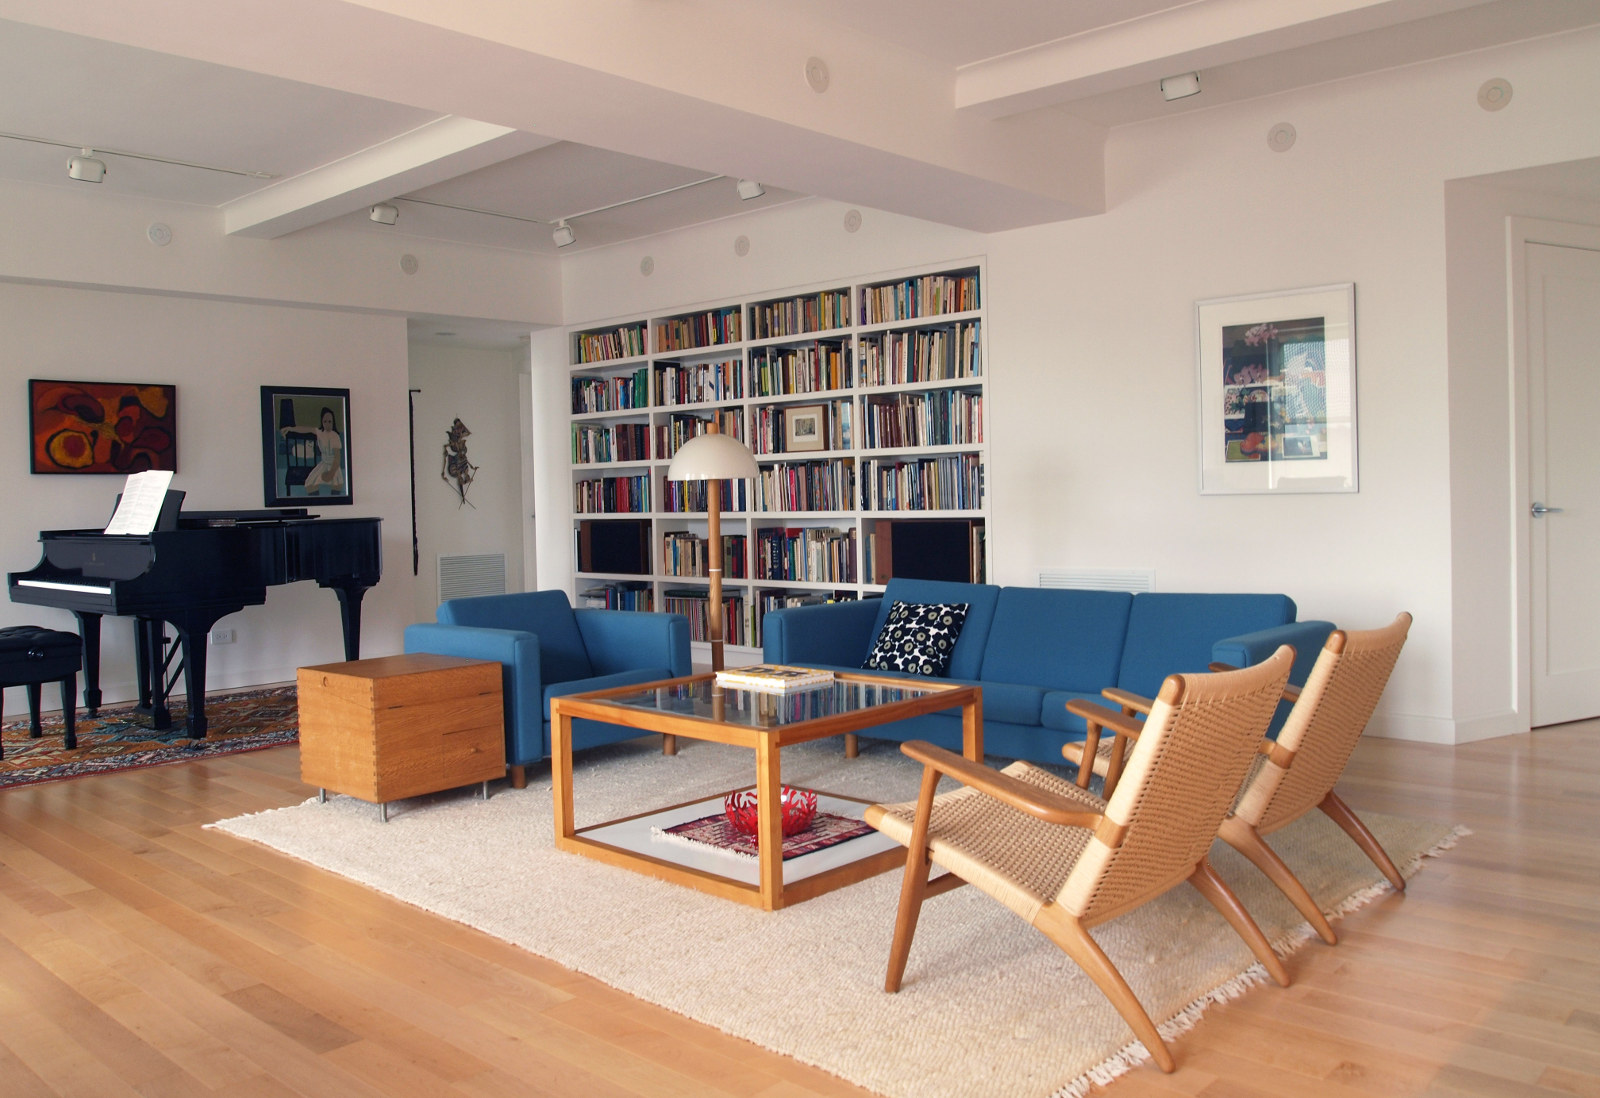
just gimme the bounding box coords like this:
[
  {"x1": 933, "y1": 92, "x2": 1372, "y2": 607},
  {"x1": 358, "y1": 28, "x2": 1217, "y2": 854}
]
[{"x1": 103, "y1": 470, "x2": 175, "y2": 535}]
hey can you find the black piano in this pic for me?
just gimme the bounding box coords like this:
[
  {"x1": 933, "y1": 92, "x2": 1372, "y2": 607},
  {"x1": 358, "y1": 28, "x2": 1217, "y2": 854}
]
[{"x1": 8, "y1": 504, "x2": 381, "y2": 738}]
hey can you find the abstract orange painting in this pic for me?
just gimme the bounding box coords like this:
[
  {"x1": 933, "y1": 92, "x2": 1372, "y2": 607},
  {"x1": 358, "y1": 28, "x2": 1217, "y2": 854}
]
[{"x1": 28, "y1": 379, "x2": 177, "y2": 474}]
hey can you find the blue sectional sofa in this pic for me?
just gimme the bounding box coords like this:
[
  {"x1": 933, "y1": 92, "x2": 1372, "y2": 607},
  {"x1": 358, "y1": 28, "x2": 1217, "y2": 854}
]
[
  {"x1": 403, "y1": 590, "x2": 691, "y2": 783},
  {"x1": 762, "y1": 578, "x2": 1333, "y2": 765}
]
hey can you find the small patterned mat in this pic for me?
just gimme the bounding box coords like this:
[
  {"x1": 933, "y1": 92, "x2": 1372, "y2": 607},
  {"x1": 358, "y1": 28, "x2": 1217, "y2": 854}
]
[{"x1": 654, "y1": 809, "x2": 875, "y2": 860}]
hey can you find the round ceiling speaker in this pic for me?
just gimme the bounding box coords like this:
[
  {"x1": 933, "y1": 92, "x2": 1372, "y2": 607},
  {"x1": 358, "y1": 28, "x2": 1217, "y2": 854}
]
[
  {"x1": 1478, "y1": 78, "x2": 1512, "y2": 111},
  {"x1": 805, "y1": 56, "x2": 830, "y2": 93},
  {"x1": 1267, "y1": 123, "x2": 1297, "y2": 152},
  {"x1": 734, "y1": 235, "x2": 750, "y2": 257},
  {"x1": 640, "y1": 256, "x2": 654, "y2": 276}
]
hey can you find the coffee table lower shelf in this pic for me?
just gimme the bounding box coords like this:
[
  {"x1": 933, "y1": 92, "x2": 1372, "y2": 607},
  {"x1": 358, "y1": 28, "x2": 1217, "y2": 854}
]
[{"x1": 556, "y1": 789, "x2": 905, "y2": 910}]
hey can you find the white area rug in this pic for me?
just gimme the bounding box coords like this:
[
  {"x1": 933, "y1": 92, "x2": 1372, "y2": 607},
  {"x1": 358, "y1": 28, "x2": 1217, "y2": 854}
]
[{"x1": 210, "y1": 737, "x2": 1463, "y2": 1098}]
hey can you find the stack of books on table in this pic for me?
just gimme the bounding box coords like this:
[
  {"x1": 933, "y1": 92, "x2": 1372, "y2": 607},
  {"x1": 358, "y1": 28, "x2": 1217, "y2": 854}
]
[{"x1": 714, "y1": 665, "x2": 835, "y2": 693}]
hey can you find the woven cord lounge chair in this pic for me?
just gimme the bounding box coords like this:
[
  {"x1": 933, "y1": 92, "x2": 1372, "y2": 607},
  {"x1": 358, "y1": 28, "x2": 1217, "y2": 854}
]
[
  {"x1": 1064, "y1": 614, "x2": 1413, "y2": 947},
  {"x1": 864, "y1": 646, "x2": 1295, "y2": 1074}
]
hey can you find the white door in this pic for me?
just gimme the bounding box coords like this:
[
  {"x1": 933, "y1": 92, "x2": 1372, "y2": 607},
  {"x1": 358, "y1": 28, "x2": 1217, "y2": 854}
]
[{"x1": 1529, "y1": 240, "x2": 1600, "y2": 726}]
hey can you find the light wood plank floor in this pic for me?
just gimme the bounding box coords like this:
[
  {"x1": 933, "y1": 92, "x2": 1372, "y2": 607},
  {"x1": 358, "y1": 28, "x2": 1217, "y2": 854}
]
[{"x1": 0, "y1": 723, "x2": 1595, "y2": 1097}]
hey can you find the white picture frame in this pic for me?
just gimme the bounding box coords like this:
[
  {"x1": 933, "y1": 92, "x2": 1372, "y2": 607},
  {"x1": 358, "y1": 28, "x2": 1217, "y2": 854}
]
[{"x1": 1196, "y1": 283, "x2": 1357, "y2": 494}]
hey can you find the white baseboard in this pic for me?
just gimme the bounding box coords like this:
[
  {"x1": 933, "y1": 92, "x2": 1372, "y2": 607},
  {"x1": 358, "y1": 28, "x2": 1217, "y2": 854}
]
[{"x1": 1364, "y1": 708, "x2": 1525, "y2": 745}]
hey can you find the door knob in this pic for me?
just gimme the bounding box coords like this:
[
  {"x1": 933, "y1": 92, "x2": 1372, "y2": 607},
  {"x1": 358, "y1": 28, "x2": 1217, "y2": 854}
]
[{"x1": 1531, "y1": 502, "x2": 1565, "y2": 516}]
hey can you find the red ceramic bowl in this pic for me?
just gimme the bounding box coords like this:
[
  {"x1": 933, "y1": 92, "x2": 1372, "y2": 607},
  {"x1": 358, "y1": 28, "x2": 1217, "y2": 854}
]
[{"x1": 724, "y1": 787, "x2": 817, "y2": 836}]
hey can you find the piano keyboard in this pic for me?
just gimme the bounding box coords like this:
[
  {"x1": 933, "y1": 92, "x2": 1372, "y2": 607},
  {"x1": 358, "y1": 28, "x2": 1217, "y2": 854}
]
[{"x1": 15, "y1": 578, "x2": 113, "y2": 594}]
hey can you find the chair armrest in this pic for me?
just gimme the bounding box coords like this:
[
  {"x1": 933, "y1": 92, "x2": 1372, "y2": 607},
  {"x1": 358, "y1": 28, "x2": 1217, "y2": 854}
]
[
  {"x1": 762, "y1": 598, "x2": 882, "y2": 665},
  {"x1": 1066, "y1": 700, "x2": 1146, "y2": 740},
  {"x1": 1100, "y1": 687, "x2": 1153, "y2": 716},
  {"x1": 900, "y1": 740, "x2": 1104, "y2": 828},
  {"x1": 404, "y1": 623, "x2": 545, "y2": 765},
  {"x1": 574, "y1": 609, "x2": 691, "y2": 678}
]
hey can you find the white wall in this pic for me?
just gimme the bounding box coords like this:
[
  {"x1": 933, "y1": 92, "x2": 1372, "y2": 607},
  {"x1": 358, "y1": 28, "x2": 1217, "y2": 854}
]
[
  {"x1": 547, "y1": 27, "x2": 1600, "y2": 743},
  {"x1": 409, "y1": 343, "x2": 530, "y2": 619},
  {"x1": 0, "y1": 283, "x2": 415, "y2": 714}
]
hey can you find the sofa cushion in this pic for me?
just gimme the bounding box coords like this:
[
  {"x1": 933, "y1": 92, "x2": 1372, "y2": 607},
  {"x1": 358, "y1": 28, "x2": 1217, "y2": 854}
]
[
  {"x1": 980, "y1": 681, "x2": 1048, "y2": 726},
  {"x1": 1115, "y1": 593, "x2": 1296, "y2": 698},
  {"x1": 440, "y1": 590, "x2": 593, "y2": 685},
  {"x1": 981, "y1": 588, "x2": 1133, "y2": 692},
  {"x1": 543, "y1": 668, "x2": 675, "y2": 719},
  {"x1": 871, "y1": 580, "x2": 1000, "y2": 681},
  {"x1": 862, "y1": 601, "x2": 970, "y2": 677}
]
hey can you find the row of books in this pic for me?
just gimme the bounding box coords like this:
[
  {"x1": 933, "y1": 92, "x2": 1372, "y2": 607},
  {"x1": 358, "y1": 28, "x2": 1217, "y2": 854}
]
[
  {"x1": 578, "y1": 582, "x2": 653, "y2": 611},
  {"x1": 861, "y1": 322, "x2": 983, "y2": 386},
  {"x1": 655, "y1": 410, "x2": 743, "y2": 460},
  {"x1": 574, "y1": 474, "x2": 649, "y2": 514},
  {"x1": 862, "y1": 454, "x2": 983, "y2": 511},
  {"x1": 657, "y1": 477, "x2": 751, "y2": 513},
  {"x1": 572, "y1": 367, "x2": 650, "y2": 414},
  {"x1": 655, "y1": 359, "x2": 743, "y2": 405},
  {"x1": 751, "y1": 400, "x2": 852, "y2": 455},
  {"x1": 755, "y1": 526, "x2": 858, "y2": 583},
  {"x1": 859, "y1": 271, "x2": 981, "y2": 326},
  {"x1": 661, "y1": 532, "x2": 748, "y2": 579},
  {"x1": 752, "y1": 459, "x2": 856, "y2": 513},
  {"x1": 748, "y1": 290, "x2": 851, "y2": 341},
  {"x1": 861, "y1": 389, "x2": 983, "y2": 449},
  {"x1": 750, "y1": 341, "x2": 852, "y2": 397},
  {"x1": 662, "y1": 589, "x2": 749, "y2": 646},
  {"x1": 573, "y1": 323, "x2": 647, "y2": 364},
  {"x1": 656, "y1": 306, "x2": 742, "y2": 353},
  {"x1": 572, "y1": 422, "x2": 648, "y2": 465}
]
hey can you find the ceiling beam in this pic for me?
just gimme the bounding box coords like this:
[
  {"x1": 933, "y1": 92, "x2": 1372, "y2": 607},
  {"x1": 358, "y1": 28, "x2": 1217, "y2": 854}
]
[
  {"x1": 954, "y1": 0, "x2": 1494, "y2": 117},
  {"x1": 223, "y1": 117, "x2": 556, "y2": 238}
]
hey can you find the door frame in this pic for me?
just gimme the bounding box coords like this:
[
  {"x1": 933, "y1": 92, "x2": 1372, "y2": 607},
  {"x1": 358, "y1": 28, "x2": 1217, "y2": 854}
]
[{"x1": 1508, "y1": 216, "x2": 1600, "y2": 728}]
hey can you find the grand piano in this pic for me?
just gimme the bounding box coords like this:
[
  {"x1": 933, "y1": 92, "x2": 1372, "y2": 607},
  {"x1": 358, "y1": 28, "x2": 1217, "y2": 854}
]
[{"x1": 8, "y1": 500, "x2": 381, "y2": 738}]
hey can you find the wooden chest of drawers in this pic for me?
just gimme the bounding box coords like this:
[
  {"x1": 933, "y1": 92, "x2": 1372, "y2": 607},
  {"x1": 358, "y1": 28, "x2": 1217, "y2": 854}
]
[{"x1": 297, "y1": 653, "x2": 504, "y2": 811}]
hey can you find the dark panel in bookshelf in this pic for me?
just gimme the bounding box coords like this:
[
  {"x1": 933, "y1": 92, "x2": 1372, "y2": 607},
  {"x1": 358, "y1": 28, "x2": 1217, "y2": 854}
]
[
  {"x1": 578, "y1": 519, "x2": 651, "y2": 575},
  {"x1": 872, "y1": 519, "x2": 984, "y2": 585}
]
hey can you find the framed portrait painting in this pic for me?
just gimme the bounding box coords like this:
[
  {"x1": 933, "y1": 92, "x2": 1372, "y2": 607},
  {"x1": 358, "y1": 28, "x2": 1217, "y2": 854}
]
[
  {"x1": 260, "y1": 386, "x2": 352, "y2": 506},
  {"x1": 29, "y1": 379, "x2": 177, "y2": 474},
  {"x1": 1196, "y1": 283, "x2": 1357, "y2": 494}
]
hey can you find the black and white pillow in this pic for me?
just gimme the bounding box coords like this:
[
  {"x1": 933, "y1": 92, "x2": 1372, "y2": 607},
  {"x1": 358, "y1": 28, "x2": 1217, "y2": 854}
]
[{"x1": 861, "y1": 601, "x2": 970, "y2": 677}]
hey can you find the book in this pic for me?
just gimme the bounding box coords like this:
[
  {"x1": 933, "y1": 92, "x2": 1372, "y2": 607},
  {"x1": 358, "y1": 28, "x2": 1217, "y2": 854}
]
[{"x1": 714, "y1": 664, "x2": 835, "y2": 693}]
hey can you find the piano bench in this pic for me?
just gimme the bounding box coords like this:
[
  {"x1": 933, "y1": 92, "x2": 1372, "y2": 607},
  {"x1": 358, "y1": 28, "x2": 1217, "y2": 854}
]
[{"x1": 0, "y1": 626, "x2": 81, "y2": 755}]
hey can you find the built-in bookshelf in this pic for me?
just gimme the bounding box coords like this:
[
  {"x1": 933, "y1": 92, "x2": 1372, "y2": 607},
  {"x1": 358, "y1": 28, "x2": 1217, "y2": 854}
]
[{"x1": 567, "y1": 260, "x2": 987, "y2": 661}]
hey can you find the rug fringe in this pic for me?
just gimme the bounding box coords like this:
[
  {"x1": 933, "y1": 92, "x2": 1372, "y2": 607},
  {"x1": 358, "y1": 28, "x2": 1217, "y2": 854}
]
[{"x1": 1050, "y1": 821, "x2": 1472, "y2": 1097}]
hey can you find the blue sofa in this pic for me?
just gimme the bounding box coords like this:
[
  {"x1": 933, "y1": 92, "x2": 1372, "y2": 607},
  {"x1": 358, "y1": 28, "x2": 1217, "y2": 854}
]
[
  {"x1": 404, "y1": 591, "x2": 691, "y2": 784},
  {"x1": 762, "y1": 578, "x2": 1333, "y2": 765}
]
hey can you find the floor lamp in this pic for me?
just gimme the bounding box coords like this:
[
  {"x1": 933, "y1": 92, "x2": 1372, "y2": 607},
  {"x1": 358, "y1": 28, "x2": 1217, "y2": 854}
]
[{"x1": 665, "y1": 420, "x2": 757, "y2": 673}]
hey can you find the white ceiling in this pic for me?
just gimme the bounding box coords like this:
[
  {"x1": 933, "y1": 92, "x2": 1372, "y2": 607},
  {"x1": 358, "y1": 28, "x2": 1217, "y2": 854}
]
[{"x1": 0, "y1": 0, "x2": 1596, "y2": 261}]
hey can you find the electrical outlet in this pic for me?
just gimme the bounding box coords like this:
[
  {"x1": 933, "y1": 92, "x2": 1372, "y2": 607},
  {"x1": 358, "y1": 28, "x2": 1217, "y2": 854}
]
[{"x1": 210, "y1": 628, "x2": 236, "y2": 645}]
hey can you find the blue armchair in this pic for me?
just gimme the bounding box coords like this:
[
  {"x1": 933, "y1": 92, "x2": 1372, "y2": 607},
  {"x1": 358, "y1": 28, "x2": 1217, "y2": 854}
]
[{"x1": 403, "y1": 591, "x2": 691, "y2": 785}]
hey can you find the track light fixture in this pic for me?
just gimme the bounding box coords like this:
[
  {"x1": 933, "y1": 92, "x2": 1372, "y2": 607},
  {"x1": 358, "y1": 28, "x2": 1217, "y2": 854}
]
[
  {"x1": 67, "y1": 148, "x2": 107, "y2": 183},
  {"x1": 552, "y1": 220, "x2": 576, "y2": 248},
  {"x1": 1160, "y1": 72, "x2": 1201, "y2": 101},
  {"x1": 735, "y1": 178, "x2": 765, "y2": 201},
  {"x1": 369, "y1": 203, "x2": 399, "y2": 225}
]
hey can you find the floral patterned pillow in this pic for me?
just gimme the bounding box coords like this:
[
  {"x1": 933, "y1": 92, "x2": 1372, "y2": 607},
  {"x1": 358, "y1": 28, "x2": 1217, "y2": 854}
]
[{"x1": 861, "y1": 601, "x2": 970, "y2": 677}]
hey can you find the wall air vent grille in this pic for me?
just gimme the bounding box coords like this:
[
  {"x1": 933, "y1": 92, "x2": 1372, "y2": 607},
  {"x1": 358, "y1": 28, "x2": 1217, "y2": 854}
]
[
  {"x1": 1038, "y1": 568, "x2": 1156, "y2": 594},
  {"x1": 438, "y1": 553, "x2": 507, "y2": 603}
]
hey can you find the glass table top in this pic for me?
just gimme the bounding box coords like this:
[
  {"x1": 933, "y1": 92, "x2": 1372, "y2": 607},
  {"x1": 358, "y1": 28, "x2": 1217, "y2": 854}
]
[{"x1": 576, "y1": 676, "x2": 955, "y2": 730}]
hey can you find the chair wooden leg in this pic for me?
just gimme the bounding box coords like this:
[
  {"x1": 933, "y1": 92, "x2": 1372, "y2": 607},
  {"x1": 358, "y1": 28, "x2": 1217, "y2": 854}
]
[
  {"x1": 509, "y1": 765, "x2": 528, "y2": 790},
  {"x1": 1219, "y1": 816, "x2": 1337, "y2": 945},
  {"x1": 1036, "y1": 907, "x2": 1175, "y2": 1073},
  {"x1": 885, "y1": 765, "x2": 942, "y2": 992},
  {"x1": 662, "y1": 733, "x2": 678, "y2": 756},
  {"x1": 1188, "y1": 858, "x2": 1290, "y2": 987},
  {"x1": 844, "y1": 732, "x2": 859, "y2": 758},
  {"x1": 1319, "y1": 791, "x2": 1405, "y2": 891}
]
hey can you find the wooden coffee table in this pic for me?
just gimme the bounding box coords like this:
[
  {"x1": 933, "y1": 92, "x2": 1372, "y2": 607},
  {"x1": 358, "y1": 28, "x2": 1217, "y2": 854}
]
[{"x1": 549, "y1": 671, "x2": 982, "y2": 910}]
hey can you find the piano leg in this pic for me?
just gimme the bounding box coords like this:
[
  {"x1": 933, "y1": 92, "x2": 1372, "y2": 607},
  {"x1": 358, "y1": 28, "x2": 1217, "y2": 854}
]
[
  {"x1": 170, "y1": 627, "x2": 213, "y2": 738},
  {"x1": 332, "y1": 583, "x2": 372, "y2": 661},
  {"x1": 72, "y1": 612, "x2": 103, "y2": 716},
  {"x1": 136, "y1": 617, "x2": 174, "y2": 731}
]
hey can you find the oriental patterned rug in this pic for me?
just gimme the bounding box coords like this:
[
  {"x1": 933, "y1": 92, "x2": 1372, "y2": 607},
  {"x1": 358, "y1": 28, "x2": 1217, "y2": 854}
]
[
  {"x1": 211, "y1": 736, "x2": 1465, "y2": 1098},
  {"x1": 0, "y1": 686, "x2": 297, "y2": 789}
]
